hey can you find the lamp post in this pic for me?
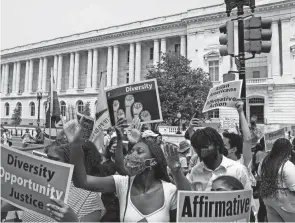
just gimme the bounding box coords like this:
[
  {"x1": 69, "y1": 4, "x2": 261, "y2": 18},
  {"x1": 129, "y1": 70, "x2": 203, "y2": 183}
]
[
  {"x1": 176, "y1": 112, "x2": 182, "y2": 134},
  {"x1": 36, "y1": 90, "x2": 43, "y2": 127}
]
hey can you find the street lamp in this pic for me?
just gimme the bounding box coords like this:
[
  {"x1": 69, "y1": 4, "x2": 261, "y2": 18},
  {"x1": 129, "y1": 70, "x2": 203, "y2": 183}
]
[
  {"x1": 176, "y1": 112, "x2": 182, "y2": 134},
  {"x1": 36, "y1": 90, "x2": 43, "y2": 127}
]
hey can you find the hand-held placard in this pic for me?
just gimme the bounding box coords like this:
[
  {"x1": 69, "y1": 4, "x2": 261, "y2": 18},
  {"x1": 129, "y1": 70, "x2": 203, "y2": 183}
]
[
  {"x1": 132, "y1": 102, "x2": 143, "y2": 119},
  {"x1": 113, "y1": 100, "x2": 120, "y2": 124},
  {"x1": 140, "y1": 110, "x2": 151, "y2": 129},
  {"x1": 125, "y1": 95, "x2": 135, "y2": 124}
]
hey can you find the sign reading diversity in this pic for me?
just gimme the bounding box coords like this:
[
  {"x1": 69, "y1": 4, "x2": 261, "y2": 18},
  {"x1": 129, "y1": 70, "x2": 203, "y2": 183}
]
[
  {"x1": 106, "y1": 79, "x2": 163, "y2": 126},
  {"x1": 202, "y1": 80, "x2": 243, "y2": 113},
  {"x1": 1, "y1": 145, "x2": 73, "y2": 218},
  {"x1": 177, "y1": 190, "x2": 252, "y2": 222},
  {"x1": 264, "y1": 128, "x2": 285, "y2": 151}
]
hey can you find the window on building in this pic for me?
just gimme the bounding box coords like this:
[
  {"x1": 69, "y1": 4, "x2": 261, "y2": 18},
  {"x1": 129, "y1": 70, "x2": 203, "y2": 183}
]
[
  {"x1": 127, "y1": 51, "x2": 130, "y2": 63},
  {"x1": 30, "y1": 102, "x2": 35, "y2": 116},
  {"x1": 175, "y1": 44, "x2": 180, "y2": 55},
  {"x1": 208, "y1": 60, "x2": 219, "y2": 82},
  {"x1": 253, "y1": 71, "x2": 260, "y2": 78},
  {"x1": 245, "y1": 55, "x2": 268, "y2": 79},
  {"x1": 208, "y1": 109, "x2": 220, "y2": 118},
  {"x1": 16, "y1": 102, "x2": 22, "y2": 111},
  {"x1": 5, "y1": 103, "x2": 9, "y2": 116},
  {"x1": 249, "y1": 97, "x2": 265, "y2": 124},
  {"x1": 77, "y1": 101, "x2": 84, "y2": 113},
  {"x1": 249, "y1": 98, "x2": 265, "y2": 104},
  {"x1": 150, "y1": 48, "x2": 154, "y2": 60},
  {"x1": 126, "y1": 73, "x2": 130, "y2": 84},
  {"x1": 60, "y1": 101, "x2": 66, "y2": 116}
]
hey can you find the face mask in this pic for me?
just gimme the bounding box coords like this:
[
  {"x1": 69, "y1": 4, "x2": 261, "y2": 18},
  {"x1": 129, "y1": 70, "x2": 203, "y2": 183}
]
[
  {"x1": 199, "y1": 146, "x2": 218, "y2": 161},
  {"x1": 124, "y1": 153, "x2": 157, "y2": 176}
]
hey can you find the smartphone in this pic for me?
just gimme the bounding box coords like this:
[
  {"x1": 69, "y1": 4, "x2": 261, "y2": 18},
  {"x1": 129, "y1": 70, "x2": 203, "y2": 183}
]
[
  {"x1": 77, "y1": 112, "x2": 95, "y2": 140},
  {"x1": 193, "y1": 111, "x2": 200, "y2": 119}
]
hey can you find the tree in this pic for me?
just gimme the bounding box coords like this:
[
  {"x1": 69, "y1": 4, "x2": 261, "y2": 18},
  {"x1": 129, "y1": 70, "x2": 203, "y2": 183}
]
[
  {"x1": 146, "y1": 53, "x2": 212, "y2": 125},
  {"x1": 11, "y1": 106, "x2": 22, "y2": 131},
  {"x1": 83, "y1": 101, "x2": 91, "y2": 116}
]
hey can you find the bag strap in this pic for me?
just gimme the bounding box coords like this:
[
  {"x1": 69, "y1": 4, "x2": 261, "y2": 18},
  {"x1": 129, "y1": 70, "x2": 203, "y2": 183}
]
[{"x1": 123, "y1": 176, "x2": 131, "y2": 222}]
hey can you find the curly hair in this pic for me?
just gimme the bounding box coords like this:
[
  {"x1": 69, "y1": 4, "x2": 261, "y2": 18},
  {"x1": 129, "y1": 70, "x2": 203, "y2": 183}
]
[
  {"x1": 260, "y1": 138, "x2": 292, "y2": 198},
  {"x1": 213, "y1": 175, "x2": 244, "y2": 191},
  {"x1": 138, "y1": 138, "x2": 170, "y2": 182},
  {"x1": 191, "y1": 127, "x2": 227, "y2": 156}
]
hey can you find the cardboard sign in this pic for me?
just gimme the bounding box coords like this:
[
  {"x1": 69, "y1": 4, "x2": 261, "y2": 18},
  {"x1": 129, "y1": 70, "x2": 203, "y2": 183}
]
[
  {"x1": 177, "y1": 190, "x2": 252, "y2": 222},
  {"x1": 77, "y1": 112, "x2": 95, "y2": 141},
  {"x1": 264, "y1": 128, "x2": 285, "y2": 152},
  {"x1": 106, "y1": 79, "x2": 163, "y2": 126},
  {"x1": 1, "y1": 145, "x2": 73, "y2": 218},
  {"x1": 202, "y1": 80, "x2": 242, "y2": 113},
  {"x1": 220, "y1": 118, "x2": 239, "y2": 130}
]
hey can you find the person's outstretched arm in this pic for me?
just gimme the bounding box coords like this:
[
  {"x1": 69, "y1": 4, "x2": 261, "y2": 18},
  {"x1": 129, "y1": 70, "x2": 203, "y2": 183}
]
[
  {"x1": 61, "y1": 105, "x2": 115, "y2": 193},
  {"x1": 113, "y1": 127, "x2": 129, "y2": 176}
]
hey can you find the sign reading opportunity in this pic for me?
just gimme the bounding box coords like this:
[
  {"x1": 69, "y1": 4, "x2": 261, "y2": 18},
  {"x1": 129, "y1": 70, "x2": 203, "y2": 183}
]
[{"x1": 177, "y1": 190, "x2": 252, "y2": 222}]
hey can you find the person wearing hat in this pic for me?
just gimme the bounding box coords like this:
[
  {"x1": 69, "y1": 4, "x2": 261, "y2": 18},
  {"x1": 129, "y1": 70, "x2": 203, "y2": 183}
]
[
  {"x1": 141, "y1": 130, "x2": 159, "y2": 142},
  {"x1": 178, "y1": 140, "x2": 191, "y2": 175}
]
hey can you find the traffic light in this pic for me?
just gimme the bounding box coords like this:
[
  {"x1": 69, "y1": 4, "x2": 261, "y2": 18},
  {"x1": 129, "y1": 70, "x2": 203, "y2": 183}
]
[
  {"x1": 244, "y1": 16, "x2": 272, "y2": 54},
  {"x1": 219, "y1": 21, "x2": 234, "y2": 56}
]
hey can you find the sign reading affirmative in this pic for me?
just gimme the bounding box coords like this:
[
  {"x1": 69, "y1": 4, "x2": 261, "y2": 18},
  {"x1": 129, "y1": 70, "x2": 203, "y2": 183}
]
[
  {"x1": 264, "y1": 128, "x2": 285, "y2": 152},
  {"x1": 106, "y1": 79, "x2": 163, "y2": 126},
  {"x1": 202, "y1": 80, "x2": 243, "y2": 113},
  {"x1": 1, "y1": 144, "x2": 73, "y2": 218},
  {"x1": 177, "y1": 190, "x2": 252, "y2": 222}
]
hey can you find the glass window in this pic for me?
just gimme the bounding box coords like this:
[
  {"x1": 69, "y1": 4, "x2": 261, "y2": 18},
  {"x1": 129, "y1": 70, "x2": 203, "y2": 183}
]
[
  {"x1": 127, "y1": 51, "x2": 130, "y2": 63},
  {"x1": 245, "y1": 55, "x2": 268, "y2": 78},
  {"x1": 175, "y1": 44, "x2": 180, "y2": 54},
  {"x1": 150, "y1": 48, "x2": 154, "y2": 60},
  {"x1": 60, "y1": 101, "x2": 66, "y2": 116},
  {"x1": 249, "y1": 98, "x2": 264, "y2": 104},
  {"x1": 126, "y1": 73, "x2": 130, "y2": 84},
  {"x1": 16, "y1": 102, "x2": 22, "y2": 111},
  {"x1": 208, "y1": 60, "x2": 219, "y2": 82},
  {"x1": 208, "y1": 109, "x2": 219, "y2": 118},
  {"x1": 77, "y1": 101, "x2": 84, "y2": 113},
  {"x1": 5, "y1": 103, "x2": 9, "y2": 116},
  {"x1": 253, "y1": 71, "x2": 260, "y2": 78},
  {"x1": 30, "y1": 102, "x2": 35, "y2": 116}
]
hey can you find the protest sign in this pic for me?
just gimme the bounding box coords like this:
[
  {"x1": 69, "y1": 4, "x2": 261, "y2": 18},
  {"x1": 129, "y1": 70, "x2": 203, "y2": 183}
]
[
  {"x1": 220, "y1": 118, "x2": 239, "y2": 130},
  {"x1": 1, "y1": 144, "x2": 73, "y2": 218},
  {"x1": 106, "y1": 79, "x2": 163, "y2": 126},
  {"x1": 202, "y1": 80, "x2": 242, "y2": 113},
  {"x1": 177, "y1": 190, "x2": 252, "y2": 222},
  {"x1": 264, "y1": 128, "x2": 285, "y2": 151}
]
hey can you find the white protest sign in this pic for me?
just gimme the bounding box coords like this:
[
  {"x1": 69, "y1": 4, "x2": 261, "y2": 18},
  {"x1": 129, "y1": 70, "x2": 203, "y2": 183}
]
[
  {"x1": 264, "y1": 128, "x2": 285, "y2": 152},
  {"x1": 220, "y1": 118, "x2": 239, "y2": 130},
  {"x1": 177, "y1": 190, "x2": 252, "y2": 222},
  {"x1": 202, "y1": 80, "x2": 242, "y2": 113}
]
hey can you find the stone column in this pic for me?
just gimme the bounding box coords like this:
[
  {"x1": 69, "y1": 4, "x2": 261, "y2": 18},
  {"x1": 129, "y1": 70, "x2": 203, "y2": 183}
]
[
  {"x1": 57, "y1": 55, "x2": 63, "y2": 91},
  {"x1": 15, "y1": 62, "x2": 21, "y2": 94},
  {"x1": 1, "y1": 65, "x2": 5, "y2": 93},
  {"x1": 69, "y1": 53, "x2": 74, "y2": 89},
  {"x1": 5, "y1": 64, "x2": 10, "y2": 94},
  {"x1": 86, "y1": 49, "x2": 93, "y2": 89},
  {"x1": 107, "y1": 46, "x2": 113, "y2": 86},
  {"x1": 160, "y1": 38, "x2": 167, "y2": 62},
  {"x1": 281, "y1": 19, "x2": 291, "y2": 76},
  {"x1": 24, "y1": 60, "x2": 30, "y2": 93},
  {"x1": 92, "y1": 48, "x2": 98, "y2": 89},
  {"x1": 129, "y1": 43, "x2": 135, "y2": 83},
  {"x1": 112, "y1": 46, "x2": 119, "y2": 86},
  {"x1": 38, "y1": 58, "x2": 43, "y2": 90},
  {"x1": 153, "y1": 40, "x2": 160, "y2": 66},
  {"x1": 28, "y1": 59, "x2": 33, "y2": 92},
  {"x1": 135, "y1": 42, "x2": 141, "y2": 82},
  {"x1": 74, "y1": 52, "x2": 80, "y2": 89},
  {"x1": 12, "y1": 63, "x2": 17, "y2": 94},
  {"x1": 42, "y1": 57, "x2": 48, "y2": 91},
  {"x1": 53, "y1": 55, "x2": 58, "y2": 81},
  {"x1": 180, "y1": 35, "x2": 187, "y2": 57},
  {"x1": 271, "y1": 20, "x2": 280, "y2": 77}
]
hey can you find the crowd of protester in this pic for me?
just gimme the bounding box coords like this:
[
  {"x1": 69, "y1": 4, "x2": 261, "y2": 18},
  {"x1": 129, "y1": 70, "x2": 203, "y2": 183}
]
[{"x1": 1, "y1": 100, "x2": 295, "y2": 222}]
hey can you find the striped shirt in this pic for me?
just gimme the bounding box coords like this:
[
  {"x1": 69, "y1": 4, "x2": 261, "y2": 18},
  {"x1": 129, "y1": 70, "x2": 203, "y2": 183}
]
[{"x1": 22, "y1": 182, "x2": 105, "y2": 222}]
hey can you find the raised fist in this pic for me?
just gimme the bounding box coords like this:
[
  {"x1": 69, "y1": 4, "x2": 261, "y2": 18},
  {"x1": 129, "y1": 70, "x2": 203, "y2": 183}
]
[
  {"x1": 235, "y1": 100, "x2": 244, "y2": 113},
  {"x1": 132, "y1": 102, "x2": 143, "y2": 118},
  {"x1": 113, "y1": 100, "x2": 120, "y2": 112},
  {"x1": 125, "y1": 95, "x2": 135, "y2": 107},
  {"x1": 140, "y1": 110, "x2": 151, "y2": 122},
  {"x1": 117, "y1": 109, "x2": 126, "y2": 120}
]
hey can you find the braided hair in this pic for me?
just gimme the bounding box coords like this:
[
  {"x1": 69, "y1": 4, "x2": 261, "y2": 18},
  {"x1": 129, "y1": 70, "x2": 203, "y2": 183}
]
[
  {"x1": 260, "y1": 138, "x2": 292, "y2": 198},
  {"x1": 138, "y1": 138, "x2": 170, "y2": 182},
  {"x1": 191, "y1": 127, "x2": 227, "y2": 156}
]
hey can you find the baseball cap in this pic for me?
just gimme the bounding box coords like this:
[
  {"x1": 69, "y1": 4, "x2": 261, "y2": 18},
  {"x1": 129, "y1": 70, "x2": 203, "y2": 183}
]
[
  {"x1": 142, "y1": 130, "x2": 159, "y2": 138},
  {"x1": 178, "y1": 140, "x2": 191, "y2": 153}
]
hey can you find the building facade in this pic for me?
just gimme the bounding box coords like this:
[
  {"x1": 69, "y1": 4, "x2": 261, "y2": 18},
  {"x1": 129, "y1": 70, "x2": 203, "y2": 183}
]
[{"x1": 1, "y1": 0, "x2": 295, "y2": 128}]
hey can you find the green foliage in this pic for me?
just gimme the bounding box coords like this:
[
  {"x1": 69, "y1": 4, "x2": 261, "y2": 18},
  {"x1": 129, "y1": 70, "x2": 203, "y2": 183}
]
[
  {"x1": 83, "y1": 101, "x2": 91, "y2": 116},
  {"x1": 11, "y1": 106, "x2": 22, "y2": 127},
  {"x1": 146, "y1": 53, "x2": 212, "y2": 125}
]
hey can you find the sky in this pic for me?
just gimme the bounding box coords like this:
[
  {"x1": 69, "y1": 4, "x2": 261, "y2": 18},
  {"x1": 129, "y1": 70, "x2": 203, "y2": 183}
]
[{"x1": 1, "y1": 0, "x2": 223, "y2": 50}]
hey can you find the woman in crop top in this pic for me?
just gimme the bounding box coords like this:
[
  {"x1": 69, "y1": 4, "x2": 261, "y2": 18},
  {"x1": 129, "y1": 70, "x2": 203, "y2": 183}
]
[{"x1": 62, "y1": 105, "x2": 177, "y2": 222}]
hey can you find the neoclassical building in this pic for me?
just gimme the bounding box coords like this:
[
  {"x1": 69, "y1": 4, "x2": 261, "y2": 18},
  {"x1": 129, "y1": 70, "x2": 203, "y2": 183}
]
[{"x1": 1, "y1": 0, "x2": 295, "y2": 128}]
